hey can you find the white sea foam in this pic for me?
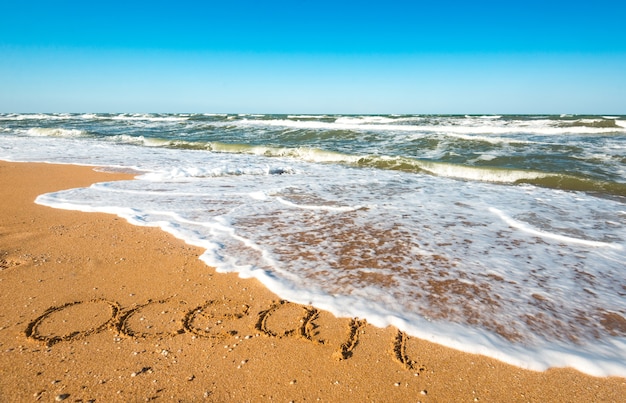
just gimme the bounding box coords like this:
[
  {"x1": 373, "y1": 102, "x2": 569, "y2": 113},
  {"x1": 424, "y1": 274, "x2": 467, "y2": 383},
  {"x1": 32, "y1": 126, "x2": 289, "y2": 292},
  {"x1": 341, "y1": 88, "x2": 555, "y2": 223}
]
[
  {"x1": 275, "y1": 196, "x2": 363, "y2": 212},
  {"x1": 0, "y1": 113, "x2": 70, "y2": 121},
  {"x1": 208, "y1": 142, "x2": 363, "y2": 165},
  {"x1": 439, "y1": 132, "x2": 539, "y2": 145},
  {"x1": 26, "y1": 127, "x2": 87, "y2": 138},
  {"x1": 489, "y1": 207, "x2": 623, "y2": 250},
  {"x1": 419, "y1": 162, "x2": 549, "y2": 183},
  {"x1": 472, "y1": 153, "x2": 499, "y2": 162},
  {"x1": 465, "y1": 115, "x2": 502, "y2": 119},
  {"x1": 283, "y1": 147, "x2": 361, "y2": 164},
  {"x1": 231, "y1": 117, "x2": 625, "y2": 137},
  {"x1": 335, "y1": 115, "x2": 407, "y2": 125},
  {"x1": 139, "y1": 163, "x2": 294, "y2": 180},
  {"x1": 109, "y1": 114, "x2": 188, "y2": 122},
  {"x1": 287, "y1": 115, "x2": 332, "y2": 119}
]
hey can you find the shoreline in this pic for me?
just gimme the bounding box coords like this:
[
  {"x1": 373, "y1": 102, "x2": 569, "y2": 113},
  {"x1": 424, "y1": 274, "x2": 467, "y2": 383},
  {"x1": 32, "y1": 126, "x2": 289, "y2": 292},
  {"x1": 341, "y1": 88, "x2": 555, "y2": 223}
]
[{"x1": 1, "y1": 160, "x2": 625, "y2": 402}]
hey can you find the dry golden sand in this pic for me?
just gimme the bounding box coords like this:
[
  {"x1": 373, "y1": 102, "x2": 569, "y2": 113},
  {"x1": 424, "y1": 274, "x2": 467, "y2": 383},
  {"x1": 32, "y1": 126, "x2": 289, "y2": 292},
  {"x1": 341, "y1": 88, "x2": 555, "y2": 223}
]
[{"x1": 0, "y1": 161, "x2": 625, "y2": 402}]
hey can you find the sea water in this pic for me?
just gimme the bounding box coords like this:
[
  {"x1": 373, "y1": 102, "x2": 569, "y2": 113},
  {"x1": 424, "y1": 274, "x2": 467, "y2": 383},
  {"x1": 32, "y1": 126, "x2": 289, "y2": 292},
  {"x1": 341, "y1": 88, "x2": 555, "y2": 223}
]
[{"x1": 1, "y1": 113, "x2": 625, "y2": 376}]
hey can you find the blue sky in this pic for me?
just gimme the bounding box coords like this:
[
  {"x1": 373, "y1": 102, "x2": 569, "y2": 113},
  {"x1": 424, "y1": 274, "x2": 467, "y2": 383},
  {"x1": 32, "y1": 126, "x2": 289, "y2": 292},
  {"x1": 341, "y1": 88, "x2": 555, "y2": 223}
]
[{"x1": 1, "y1": 0, "x2": 625, "y2": 113}]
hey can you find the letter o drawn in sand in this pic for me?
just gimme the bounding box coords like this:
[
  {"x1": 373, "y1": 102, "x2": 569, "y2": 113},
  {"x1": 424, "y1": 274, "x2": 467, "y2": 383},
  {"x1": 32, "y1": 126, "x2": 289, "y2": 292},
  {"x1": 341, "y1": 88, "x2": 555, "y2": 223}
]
[
  {"x1": 183, "y1": 299, "x2": 250, "y2": 339},
  {"x1": 25, "y1": 299, "x2": 120, "y2": 347}
]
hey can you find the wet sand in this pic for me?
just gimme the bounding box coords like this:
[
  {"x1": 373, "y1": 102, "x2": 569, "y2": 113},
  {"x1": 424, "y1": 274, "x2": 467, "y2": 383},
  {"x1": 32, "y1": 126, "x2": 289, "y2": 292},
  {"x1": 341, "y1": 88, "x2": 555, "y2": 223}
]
[{"x1": 0, "y1": 160, "x2": 624, "y2": 402}]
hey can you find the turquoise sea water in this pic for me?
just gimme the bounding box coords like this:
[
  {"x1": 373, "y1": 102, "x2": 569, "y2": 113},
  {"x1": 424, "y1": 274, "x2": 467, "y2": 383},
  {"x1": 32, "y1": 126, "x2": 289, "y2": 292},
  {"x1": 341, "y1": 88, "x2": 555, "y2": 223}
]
[{"x1": 1, "y1": 113, "x2": 625, "y2": 376}]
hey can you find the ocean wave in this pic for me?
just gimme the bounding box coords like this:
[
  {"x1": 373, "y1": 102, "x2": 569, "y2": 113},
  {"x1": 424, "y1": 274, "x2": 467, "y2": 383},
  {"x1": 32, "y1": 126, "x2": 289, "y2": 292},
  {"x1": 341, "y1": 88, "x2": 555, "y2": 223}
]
[
  {"x1": 4, "y1": 113, "x2": 625, "y2": 198},
  {"x1": 105, "y1": 135, "x2": 626, "y2": 196},
  {"x1": 205, "y1": 142, "x2": 362, "y2": 164},
  {"x1": 226, "y1": 117, "x2": 626, "y2": 136},
  {"x1": 465, "y1": 115, "x2": 502, "y2": 119},
  {"x1": 559, "y1": 119, "x2": 622, "y2": 129},
  {"x1": 417, "y1": 161, "x2": 550, "y2": 183},
  {"x1": 518, "y1": 175, "x2": 626, "y2": 197},
  {"x1": 434, "y1": 122, "x2": 625, "y2": 135},
  {"x1": 25, "y1": 127, "x2": 89, "y2": 138},
  {"x1": 115, "y1": 116, "x2": 189, "y2": 122},
  {"x1": 287, "y1": 114, "x2": 333, "y2": 120},
  {"x1": 0, "y1": 113, "x2": 72, "y2": 121},
  {"x1": 334, "y1": 115, "x2": 424, "y2": 125},
  {"x1": 106, "y1": 134, "x2": 150, "y2": 146},
  {"x1": 79, "y1": 113, "x2": 98, "y2": 119},
  {"x1": 107, "y1": 114, "x2": 189, "y2": 122},
  {"x1": 103, "y1": 135, "x2": 210, "y2": 149},
  {"x1": 439, "y1": 132, "x2": 539, "y2": 145}
]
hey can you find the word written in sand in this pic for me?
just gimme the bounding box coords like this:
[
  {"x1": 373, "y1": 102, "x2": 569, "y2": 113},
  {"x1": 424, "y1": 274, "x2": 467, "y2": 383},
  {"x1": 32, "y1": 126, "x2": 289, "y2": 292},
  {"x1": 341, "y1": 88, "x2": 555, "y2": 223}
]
[{"x1": 25, "y1": 298, "x2": 426, "y2": 372}]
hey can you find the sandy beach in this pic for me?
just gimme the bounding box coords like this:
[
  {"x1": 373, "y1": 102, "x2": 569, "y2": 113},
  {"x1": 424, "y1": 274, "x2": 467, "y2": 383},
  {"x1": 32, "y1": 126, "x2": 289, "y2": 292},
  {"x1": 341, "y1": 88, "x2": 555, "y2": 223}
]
[{"x1": 0, "y1": 160, "x2": 625, "y2": 402}]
